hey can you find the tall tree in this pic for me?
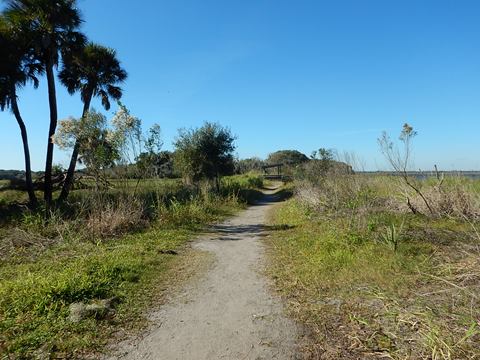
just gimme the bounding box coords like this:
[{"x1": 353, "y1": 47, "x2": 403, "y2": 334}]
[
  {"x1": 4, "y1": 0, "x2": 86, "y2": 211},
  {"x1": 174, "y1": 122, "x2": 236, "y2": 189},
  {"x1": 58, "y1": 43, "x2": 127, "y2": 202},
  {"x1": 0, "y1": 16, "x2": 42, "y2": 207}
]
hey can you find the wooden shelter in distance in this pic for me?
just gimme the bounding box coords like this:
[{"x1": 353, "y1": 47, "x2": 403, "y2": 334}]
[{"x1": 262, "y1": 163, "x2": 284, "y2": 180}]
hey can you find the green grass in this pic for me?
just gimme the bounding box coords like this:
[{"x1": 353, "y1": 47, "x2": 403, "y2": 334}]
[
  {"x1": 0, "y1": 227, "x2": 191, "y2": 356},
  {"x1": 221, "y1": 173, "x2": 265, "y2": 204},
  {"x1": 0, "y1": 174, "x2": 263, "y2": 358},
  {"x1": 266, "y1": 197, "x2": 480, "y2": 359},
  {"x1": 0, "y1": 204, "x2": 240, "y2": 358}
]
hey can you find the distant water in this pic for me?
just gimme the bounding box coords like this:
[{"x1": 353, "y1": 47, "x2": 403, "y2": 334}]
[
  {"x1": 362, "y1": 171, "x2": 480, "y2": 180},
  {"x1": 412, "y1": 174, "x2": 480, "y2": 180}
]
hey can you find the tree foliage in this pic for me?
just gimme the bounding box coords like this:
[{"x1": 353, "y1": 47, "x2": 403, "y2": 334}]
[
  {"x1": 110, "y1": 103, "x2": 142, "y2": 164},
  {"x1": 3, "y1": 0, "x2": 87, "y2": 209},
  {"x1": 57, "y1": 43, "x2": 127, "y2": 201},
  {"x1": 59, "y1": 43, "x2": 127, "y2": 112},
  {"x1": 135, "y1": 124, "x2": 167, "y2": 178},
  {"x1": 0, "y1": 16, "x2": 42, "y2": 111},
  {"x1": 174, "y1": 122, "x2": 236, "y2": 185},
  {"x1": 55, "y1": 110, "x2": 117, "y2": 187},
  {"x1": 234, "y1": 157, "x2": 265, "y2": 174},
  {"x1": 55, "y1": 107, "x2": 143, "y2": 189},
  {"x1": 136, "y1": 151, "x2": 173, "y2": 178},
  {"x1": 267, "y1": 149, "x2": 309, "y2": 165},
  {"x1": 0, "y1": 15, "x2": 43, "y2": 206},
  {"x1": 3, "y1": 0, "x2": 86, "y2": 67}
]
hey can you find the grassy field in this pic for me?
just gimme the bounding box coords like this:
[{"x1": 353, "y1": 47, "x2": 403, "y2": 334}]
[
  {"x1": 0, "y1": 178, "x2": 183, "y2": 207},
  {"x1": 0, "y1": 174, "x2": 264, "y2": 358},
  {"x1": 266, "y1": 175, "x2": 480, "y2": 359}
]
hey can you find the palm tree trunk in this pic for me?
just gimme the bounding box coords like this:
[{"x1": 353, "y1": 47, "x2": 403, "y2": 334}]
[
  {"x1": 44, "y1": 61, "x2": 58, "y2": 213},
  {"x1": 11, "y1": 89, "x2": 37, "y2": 208},
  {"x1": 58, "y1": 94, "x2": 92, "y2": 203}
]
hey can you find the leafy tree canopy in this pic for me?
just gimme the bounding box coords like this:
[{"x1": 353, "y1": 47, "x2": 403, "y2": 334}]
[
  {"x1": 136, "y1": 150, "x2": 173, "y2": 178},
  {"x1": 267, "y1": 150, "x2": 309, "y2": 166},
  {"x1": 174, "y1": 122, "x2": 236, "y2": 184}
]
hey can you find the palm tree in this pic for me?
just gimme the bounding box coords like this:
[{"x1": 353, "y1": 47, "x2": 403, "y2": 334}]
[
  {"x1": 4, "y1": 0, "x2": 86, "y2": 211},
  {"x1": 0, "y1": 16, "x2": 42, "y2": 207},
  {"x1": 58, "y1": 43, "x2": 127, "y2": 202}
]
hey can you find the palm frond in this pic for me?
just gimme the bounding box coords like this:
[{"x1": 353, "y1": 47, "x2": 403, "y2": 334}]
[
  {"x1": 59, "y1": 41, "x2": 127, "y2": 110},
  {"x1": 99, "y1": 89, "x2": 111, "y2": 111}
]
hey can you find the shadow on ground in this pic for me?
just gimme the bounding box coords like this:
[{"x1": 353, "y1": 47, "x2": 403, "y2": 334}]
[{"x1": 210, "y1": 188, "x2": 295, "y2": 241}]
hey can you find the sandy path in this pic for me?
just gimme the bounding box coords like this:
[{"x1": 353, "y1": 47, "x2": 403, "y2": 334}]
[{"x1": 109, "y1": 190, "x2": 299, "y2": 360}]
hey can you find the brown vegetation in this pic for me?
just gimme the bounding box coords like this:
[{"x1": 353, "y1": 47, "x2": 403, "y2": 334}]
[{"x1": 267, "y1": 172, "x2": 480, "y2": 359}]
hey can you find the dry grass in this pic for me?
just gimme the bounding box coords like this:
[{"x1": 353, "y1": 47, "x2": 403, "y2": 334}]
[
  {"x1": 0, "y1": 228, "x2": 57, "y2": 262},
  {"x1": 407, "y1": 181, "x2": 480, "y2": 221},
  {"x1": 85, "y1": 196, "x2": 146, "y2": 238},
  {"x1": 266, "y1": 174, "x2": 480, "y2": 359},
  {"x1": 296, "y1": 174, "x2": 480, "y2": 221}
]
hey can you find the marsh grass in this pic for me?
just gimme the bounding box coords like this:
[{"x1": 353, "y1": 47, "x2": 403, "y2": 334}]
[{"x1": 266, "y1": 175, "x2": 480, "y2": 359}]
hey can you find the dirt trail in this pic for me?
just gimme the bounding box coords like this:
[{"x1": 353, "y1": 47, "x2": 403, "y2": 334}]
[{"x1": 109, "y1": 188, "x2": 299, "y2": 360}]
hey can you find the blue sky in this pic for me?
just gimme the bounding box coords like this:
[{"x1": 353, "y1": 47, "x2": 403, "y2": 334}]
[{"x1": 1, "y1": 0, "x2": 480, "y2": 170}]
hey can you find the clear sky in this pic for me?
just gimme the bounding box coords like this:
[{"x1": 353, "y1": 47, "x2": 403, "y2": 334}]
[{"x1": 1, "y1": 0, "x2": 480, "y2": 171}]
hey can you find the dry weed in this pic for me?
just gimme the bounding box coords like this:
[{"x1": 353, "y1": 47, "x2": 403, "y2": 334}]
[
  {"x1": 401, "y1": 181, "x2": 480, "y2": 221},
  {"x1": 86, "y1": 197, "x2": 146, "y2": 238},
  {"x1": 0, "y1": 228, "x2": 56, "y2": 261}
]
